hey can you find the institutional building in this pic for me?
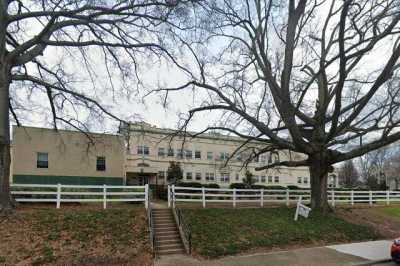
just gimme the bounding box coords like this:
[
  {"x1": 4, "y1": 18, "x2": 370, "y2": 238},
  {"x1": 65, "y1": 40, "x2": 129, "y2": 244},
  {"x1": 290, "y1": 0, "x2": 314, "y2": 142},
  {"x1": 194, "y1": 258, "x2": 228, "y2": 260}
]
[{"x1": 10, "y1": 123, "x2": 339, "y2": 188}]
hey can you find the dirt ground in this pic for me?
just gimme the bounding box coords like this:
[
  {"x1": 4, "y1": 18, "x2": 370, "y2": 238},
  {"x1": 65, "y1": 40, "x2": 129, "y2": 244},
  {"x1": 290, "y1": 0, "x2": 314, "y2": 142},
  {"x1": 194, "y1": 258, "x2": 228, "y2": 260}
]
[
  {"x1": 336, "y1": 205, "x2": 400, "y2": 239},
  {"x1": 0, "y1": 203, "x2": 152, "y2": 266}
]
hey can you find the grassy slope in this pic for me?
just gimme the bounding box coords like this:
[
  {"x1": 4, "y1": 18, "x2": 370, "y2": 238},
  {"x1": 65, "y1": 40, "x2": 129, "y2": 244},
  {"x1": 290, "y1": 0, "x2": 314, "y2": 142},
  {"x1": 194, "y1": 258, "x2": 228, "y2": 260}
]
[
  {"x1": 0, "y1": 204, "x2": 151, "y2": 266},
  {"x1": 183, "y1": 207, "x2": 378, "y2": 257}
]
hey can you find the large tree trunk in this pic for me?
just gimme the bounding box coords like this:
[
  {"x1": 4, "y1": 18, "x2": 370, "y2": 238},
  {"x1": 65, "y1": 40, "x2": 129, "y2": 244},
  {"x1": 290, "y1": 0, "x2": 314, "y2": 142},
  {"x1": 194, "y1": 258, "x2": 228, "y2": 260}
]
[
  {"x1": 309, "y1": 156, "x2": 331, "y2": 213},
  {"x1": 0, "y1": 62, "x2": 13, "y2": 214}
]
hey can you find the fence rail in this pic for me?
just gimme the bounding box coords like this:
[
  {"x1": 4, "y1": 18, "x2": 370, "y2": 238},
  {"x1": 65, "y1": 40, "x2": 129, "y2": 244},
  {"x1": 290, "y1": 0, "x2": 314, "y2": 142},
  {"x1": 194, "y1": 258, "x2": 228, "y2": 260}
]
[
  {"x1": 11, "y1": 183, "x2": 149, "y2": 209},
  {"x1": 168, "y1": 185, "x2": 400, "y2": 208}
]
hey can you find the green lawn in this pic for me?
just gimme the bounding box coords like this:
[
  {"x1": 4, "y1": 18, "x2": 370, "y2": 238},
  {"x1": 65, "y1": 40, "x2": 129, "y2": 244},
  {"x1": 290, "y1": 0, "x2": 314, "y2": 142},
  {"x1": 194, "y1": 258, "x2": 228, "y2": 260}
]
[
  {"x1": 182, "y1": 207, "x2": 378, "y2": 257},
  {"x1": 0, "y1": 204, "x2": 152, "y2": 266},
  {"x1": 379, "y1": 207, "x2": 400, "y2": 219}
]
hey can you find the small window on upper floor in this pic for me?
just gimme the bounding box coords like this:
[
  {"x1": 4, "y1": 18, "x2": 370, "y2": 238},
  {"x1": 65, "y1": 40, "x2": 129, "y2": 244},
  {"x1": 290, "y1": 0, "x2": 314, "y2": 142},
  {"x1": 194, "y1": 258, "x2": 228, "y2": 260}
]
[
  {"x1": 297, "y1": 177, "x2": 302, "y2": 184},
  {"x1": 96, "y1": 156, "x2": 106, "y2": 171},
  {"x1": 137, "y1": 146, "x2": 149, "y2": 155},
  {"x1": 268, "y1": 176, "x2": 273, "y2": 183},
  {"x1": 220, "y1": 152, "x2": 229, "y2": 160},
  {"x1": 186, "y1": 172, "x2": 193, "y2": 180},
  {"x1": 185, "y1": 150, "x2": 192, "y2": 159},
  {"x1": 303, "y1": 177, "x2": 308, "y2": 184},
  {"x1": 261, "y1": 175, "x2": 266, "y2": 183},
  {"x1": 177, "y1": 149, "x2": 184, "y2": 159},
  {"x1": 37, "y1": 152, "x2": 48, "y2": 168},
  {"x1": 167, "y1": 148, "x2": 174, "y2": 157},
  {"x1": 195, "y1": 150, "x2": 201, "y2": 159},
  {"x1": 195, "y1": 172, "x2": 202, "y2": 181},
  {"x1": 207, "y1": 152, "x2": 213, "y2": 160},
  {"x1": 158, "y1": 147, "x2": 165, "y2": 157},
  {"x1": 268, "y1": 154, "x2": 272, "y2": 164},
  {"x1": 274, "y1": 176, "x2": 279, "y2": 183}
]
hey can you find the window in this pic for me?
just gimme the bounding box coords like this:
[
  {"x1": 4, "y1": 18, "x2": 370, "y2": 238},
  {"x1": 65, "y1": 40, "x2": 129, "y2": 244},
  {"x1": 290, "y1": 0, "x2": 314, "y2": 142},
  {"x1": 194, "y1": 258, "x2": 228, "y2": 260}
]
[
  {"x1": 235, "y1": 173, "x2": 240, "y2": 181},
  {"x1": 205, "y1": 173, "x2": 215, "y2": 181},
  {"x1": 158, "y1": 171, "x2": 165, "y2": 180},
  {"x1": 236, "y1": 153, "x2": 243, "y2": 162},
  {"x1": 220, "y1": 172, "x2": 230, "y2": 183},
  {"x1": 297, "y1": 177, "x2": 302, "y2": 184},
  {"x1": 186, "y1": 172, "x2": 193, "y2": 180},
  {"x1": 253, "y1": 156, "x2": 259, "y2": 163},
  {"x1": 167, "y1": 148, "x2": 174, "y2": 157},
  {"x1": 195, "y1": 150, "x2": 201, "y2": 159},
  {"x1": 96, "y1": 156, "x2": 106, "y2": 171},
  {"x1": 275, "y1": 156, "x2": 280, "y2": 163},
  {"x1": 303, "y1": 177, "x2": 308, "y2": 184},
  {"x1": 261, "y1": 176, "x2": 266, "y2": 183},
  {"x1": 220, "y1": 152, "x2": 229, "y2": 160},
  {"x1": 260, "y1": 155, "x2": 267, "y2": 163},
  {"x1": 268, "y1": 176, "x2": 273, "y2": 183},
  {"x1": 177, "y1": 149, "x2": 183, "y2": 159},
  {"x1": 274, "y1": 176, "x2": 279, "y2": 183},
  {"x1": 158, "y1": 147, "x2": 165, "y2": 157},
  {"x1": 195, "y1": 172, "x2": 202, "y2": 181},
  {"x1": 37, "y1": 152, "x2": 48, "y2": 168},
  {"x1": 185, "y1": 150, "x2": 192, "y2": 159},
  {"x1": 137, "y1": 146, "x2": 149, "y2": 155},
  {"x1": 268, "y1": 154, "x2": 272, "y2": 164},
  {"x1": 207, "y1": 152, "x2": 213, "y2": 160}
]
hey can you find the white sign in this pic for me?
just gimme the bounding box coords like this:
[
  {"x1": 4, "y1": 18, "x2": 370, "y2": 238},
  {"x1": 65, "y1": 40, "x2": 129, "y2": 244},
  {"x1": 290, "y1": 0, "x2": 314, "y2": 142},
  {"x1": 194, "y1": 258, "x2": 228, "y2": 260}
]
[{"x1": 294, "y1": 196, "x2": 311, "y2": 221}]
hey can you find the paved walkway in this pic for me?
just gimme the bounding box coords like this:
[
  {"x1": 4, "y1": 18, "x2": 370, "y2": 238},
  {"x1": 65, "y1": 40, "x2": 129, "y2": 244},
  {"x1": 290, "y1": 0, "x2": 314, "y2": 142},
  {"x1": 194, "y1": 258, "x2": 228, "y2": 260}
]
[
  {"x1": 327, "y1": 240, "x2": 392, "y2": 261},
  {"x1": 155, "y1": 241, "x2": 393, "y2": 266},
  {"x1": 155, "y1": 247, "x2": 369, "y2": 266}
]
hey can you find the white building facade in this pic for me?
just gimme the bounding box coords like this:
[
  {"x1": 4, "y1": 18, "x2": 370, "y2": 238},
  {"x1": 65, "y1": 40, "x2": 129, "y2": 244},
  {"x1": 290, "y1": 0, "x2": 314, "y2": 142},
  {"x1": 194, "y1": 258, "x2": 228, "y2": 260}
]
[{"x1": 120, "y1": 122, "x2": 339, "y2": 188}]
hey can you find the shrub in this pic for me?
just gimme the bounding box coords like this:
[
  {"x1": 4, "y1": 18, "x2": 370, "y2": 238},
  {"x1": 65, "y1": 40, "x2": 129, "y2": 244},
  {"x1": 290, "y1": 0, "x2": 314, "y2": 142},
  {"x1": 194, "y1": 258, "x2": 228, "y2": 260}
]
[
  {"x1": 287, "y1": 185, "x2": 301, "y2": 190},
  {"x1": 229, "y1": 183, "x2": 247, "y2": 189},
  {"x1": 176, "y1": 182, "x2": 203, "y2": 188},
  {"x1": 204, "y1": 183, "x2": 220, "y2": 189}
]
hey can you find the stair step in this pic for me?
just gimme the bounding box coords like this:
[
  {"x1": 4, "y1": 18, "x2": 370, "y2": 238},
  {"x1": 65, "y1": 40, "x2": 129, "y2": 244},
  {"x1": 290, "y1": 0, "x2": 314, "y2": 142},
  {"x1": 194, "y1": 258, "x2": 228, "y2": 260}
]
[
  {"x1": 156, "y1": 239, "x2": 181, "y2": 245},
  {"x1": 157, "y1": 243, "x2": 183, "y2": 250},
  {"x1": 156, "y1": 231, "x2": 180, "y2": 237},
  {"x1": 154, "y1": 224, "x2": 176, "y2": 229},
  {"x1": 157, "y1": 249, "x2": 185, "y2": 255},
  {"x1": 154, "y1": 221, "x2": 175, "y2": 225},
  {"x1": 156, "y1": 234, "x2": 181, "y2": 240},
  {"x1": 156, "y1": 229, "x2": 179, "y2": 234}
]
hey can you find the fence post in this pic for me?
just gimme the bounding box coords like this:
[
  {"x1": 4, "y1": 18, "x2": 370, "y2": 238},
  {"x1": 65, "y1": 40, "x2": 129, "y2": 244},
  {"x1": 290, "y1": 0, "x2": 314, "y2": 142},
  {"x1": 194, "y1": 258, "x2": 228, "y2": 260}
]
[
  {"x1": 202, "y1": 187, "x2": 206, "y2": 208},
  {"x1": 167, "y1": 185, "x2": 171, "y2": 208},
  {"x1": 260, "y1": 189, "x2": 264, "y2": 207},
  {"x1": 103, "y1": 184, "x2": 107, "y2": 209},
  {"x1": 233, "y1": 188, "x2": 236, "y2": 208},
  {"x1": 369, "y1": 190, "x2": 372, "y2": 206},
  {"x1": 387, "y1": 190, "x2": 390, "y2": 205},
  {"x1": 144, "y1": 184, "x2": 149, "y2": 209},
  {"x1": 172, "y1": 184, "x2": 175, "y2": 208},
  {"x1": 331, "y1": 189, "x2": 335, "y2": 207},
  {"x1": 286, "y1": 189, "x2": 289, "y2": 207},
  {"x1": 56, "y1": 183, "x2": 61, "y2": 209},
  {"x1": 351, "y1": 190, "x2": 354, "y2": 206}
]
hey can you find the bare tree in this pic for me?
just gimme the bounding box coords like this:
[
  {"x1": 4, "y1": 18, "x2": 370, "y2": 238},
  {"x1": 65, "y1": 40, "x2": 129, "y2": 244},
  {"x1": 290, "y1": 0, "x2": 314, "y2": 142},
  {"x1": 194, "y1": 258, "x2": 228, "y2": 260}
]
[
  {"x1": 338, "y1": 160, "x2": 359, "y2": 188},
  {"x1": 149, "y1": 0, "x2": 400, "y2": 212},
  {"x1": 0, "y1": 0, "x2": 194, "y2": 214},
  {"x1": 358, "y1": 146, "x2": 393, "y2": 185}
]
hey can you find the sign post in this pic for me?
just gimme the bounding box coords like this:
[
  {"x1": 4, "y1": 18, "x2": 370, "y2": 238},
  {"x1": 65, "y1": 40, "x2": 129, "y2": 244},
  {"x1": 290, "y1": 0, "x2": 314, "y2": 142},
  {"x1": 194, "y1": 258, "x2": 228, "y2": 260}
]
[{"x1": 294, "y1": 196, "x2": 311, "y2": 221}]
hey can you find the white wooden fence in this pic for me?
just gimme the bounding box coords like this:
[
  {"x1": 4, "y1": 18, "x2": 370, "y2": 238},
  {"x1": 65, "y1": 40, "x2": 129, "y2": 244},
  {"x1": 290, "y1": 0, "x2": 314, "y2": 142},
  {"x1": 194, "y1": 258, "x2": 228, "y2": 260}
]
[
  {"x1": 11, "y1": 184, "x2": 149, "y2": 209},
  {"x1": 167, "y1": 185, "x2": 400, "y2": 208}
]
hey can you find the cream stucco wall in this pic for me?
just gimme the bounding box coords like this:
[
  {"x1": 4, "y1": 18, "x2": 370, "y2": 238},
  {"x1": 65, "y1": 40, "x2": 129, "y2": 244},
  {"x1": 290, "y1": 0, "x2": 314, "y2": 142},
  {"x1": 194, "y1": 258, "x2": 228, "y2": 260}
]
[
  {"x1": 122, "y1": 122, "x2": 336, "y2": 188},
  {"x1": 12, "y1": 126, "x2": 125, "y2": 183}
]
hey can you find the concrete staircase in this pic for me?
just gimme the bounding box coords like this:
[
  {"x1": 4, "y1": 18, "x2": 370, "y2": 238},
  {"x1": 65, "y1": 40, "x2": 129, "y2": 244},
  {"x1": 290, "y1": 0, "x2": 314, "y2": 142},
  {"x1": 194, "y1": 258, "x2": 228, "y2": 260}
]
[{"x1": 152, "y1": 208, "x2": 185, "y2": 256}]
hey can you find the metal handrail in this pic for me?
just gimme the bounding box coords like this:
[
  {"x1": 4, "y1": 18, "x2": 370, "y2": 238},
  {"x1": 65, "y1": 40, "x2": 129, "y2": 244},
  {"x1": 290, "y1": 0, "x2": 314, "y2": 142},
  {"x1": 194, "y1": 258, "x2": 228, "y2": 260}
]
[
  {"x1": 173, "y1": 206, "x2": 192, "y2": 254},
  {"x1": 147, "y1": 194, "x2": 156, "y2": 256}
]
